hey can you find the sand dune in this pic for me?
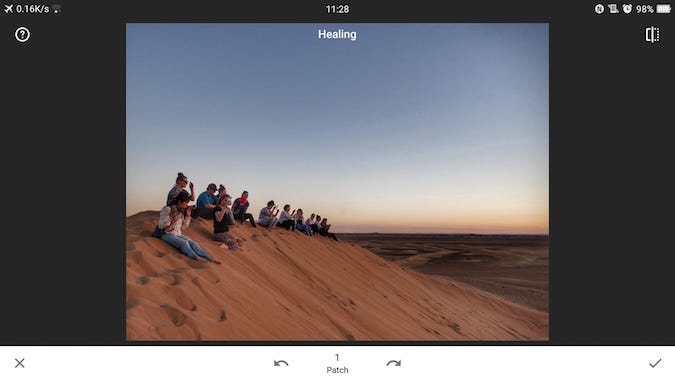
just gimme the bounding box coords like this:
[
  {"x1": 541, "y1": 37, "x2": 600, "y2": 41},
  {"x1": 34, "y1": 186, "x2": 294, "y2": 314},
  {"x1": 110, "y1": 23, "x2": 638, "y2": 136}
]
[{"x1": 126, "y1": 211, "x2": 548, "y2": 341}]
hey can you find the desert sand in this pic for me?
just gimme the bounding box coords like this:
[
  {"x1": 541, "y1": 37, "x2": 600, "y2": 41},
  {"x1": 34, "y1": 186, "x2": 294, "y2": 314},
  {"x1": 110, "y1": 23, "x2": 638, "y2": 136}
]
[{"x1": 127, "y1": 211, "x2": 548, "y2": 341}]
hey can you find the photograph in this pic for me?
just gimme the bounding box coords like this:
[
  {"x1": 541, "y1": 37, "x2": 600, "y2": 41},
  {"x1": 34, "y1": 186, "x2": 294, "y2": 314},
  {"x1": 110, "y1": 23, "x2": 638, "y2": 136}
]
[{"x1": 126, "y1": 23, "x2": 549, "y2": 341}]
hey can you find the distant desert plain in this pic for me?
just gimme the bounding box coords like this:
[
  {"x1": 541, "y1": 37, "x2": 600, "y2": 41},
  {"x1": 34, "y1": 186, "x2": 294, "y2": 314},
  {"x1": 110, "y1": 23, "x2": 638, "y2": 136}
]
[{"x1": 340, "y1": 234, "x2": 549, "y2": 312}]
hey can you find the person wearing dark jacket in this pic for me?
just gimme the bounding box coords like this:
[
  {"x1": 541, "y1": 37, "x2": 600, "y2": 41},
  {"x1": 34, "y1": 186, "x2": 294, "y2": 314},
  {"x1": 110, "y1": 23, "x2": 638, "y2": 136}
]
[
  {"x1": 319, "y1": 218, "x2": 339, "y2": 241},
  {"x1": 214, "y1": 193, "x2": 243, "y2": 250}
]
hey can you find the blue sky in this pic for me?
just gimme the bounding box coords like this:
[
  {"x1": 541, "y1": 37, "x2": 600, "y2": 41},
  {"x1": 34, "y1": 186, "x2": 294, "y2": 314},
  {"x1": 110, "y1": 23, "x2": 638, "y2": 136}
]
[{"x1": 127, "y1": 23, "x2": 548, "y2": 233}]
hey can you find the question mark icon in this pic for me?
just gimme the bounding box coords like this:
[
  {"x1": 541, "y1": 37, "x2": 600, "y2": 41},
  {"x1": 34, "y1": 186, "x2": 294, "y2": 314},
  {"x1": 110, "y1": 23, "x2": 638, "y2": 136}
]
[{"x1": 15, "y1": 26, "x2": 31, "y2": 42}]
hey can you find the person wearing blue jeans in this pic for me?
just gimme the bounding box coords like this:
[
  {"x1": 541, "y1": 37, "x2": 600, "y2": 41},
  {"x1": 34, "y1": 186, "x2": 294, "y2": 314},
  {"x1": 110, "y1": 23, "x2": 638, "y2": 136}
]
[
  {"x1": 294, "y1": 209, "x2": 312, "y2": 236},
  {"x1": 161, "y1": 233, "x2": 214, "y2": 261},
  {"x1": 156, "y1": 190, "x2": 221, "y2": 264}
]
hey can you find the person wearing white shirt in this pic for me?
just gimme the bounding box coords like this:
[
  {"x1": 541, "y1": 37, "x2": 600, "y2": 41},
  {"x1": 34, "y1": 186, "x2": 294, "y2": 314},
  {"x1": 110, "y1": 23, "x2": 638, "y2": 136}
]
[
  {"x1": 257, "y1": 200, "x2": 280, "y2": 229},
  {"x1": 277, "y1": 204, "x2": 296, "y2": 231}
]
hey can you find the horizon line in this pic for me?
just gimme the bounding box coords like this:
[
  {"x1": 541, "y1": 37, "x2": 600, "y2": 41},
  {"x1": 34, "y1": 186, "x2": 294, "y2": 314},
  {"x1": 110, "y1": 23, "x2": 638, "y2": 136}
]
[{"x1": 127, "y1": 210, "x2": 548, "y2": 236}]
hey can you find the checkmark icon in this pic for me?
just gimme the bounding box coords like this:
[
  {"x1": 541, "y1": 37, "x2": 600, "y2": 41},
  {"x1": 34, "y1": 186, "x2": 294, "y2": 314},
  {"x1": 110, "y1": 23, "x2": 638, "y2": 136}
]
[{"x1": 649, "y1": 358, "x2": 662, "y2": 368}]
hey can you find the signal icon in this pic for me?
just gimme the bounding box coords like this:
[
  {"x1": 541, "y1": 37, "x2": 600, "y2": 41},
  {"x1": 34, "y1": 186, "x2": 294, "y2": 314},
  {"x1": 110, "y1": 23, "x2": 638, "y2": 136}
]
[{"x1": 51, "y1": 4, "x2": 61, "y2": 13}]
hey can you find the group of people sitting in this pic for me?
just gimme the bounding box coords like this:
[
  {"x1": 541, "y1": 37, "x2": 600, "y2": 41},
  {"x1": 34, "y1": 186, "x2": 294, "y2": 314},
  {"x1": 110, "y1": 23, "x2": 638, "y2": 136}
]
[
  {"x1": 256, "y1": 200, "x2": 338, "y2": 241},
  {"x1": 151, "y1": 172, "x2": 339, "y2": 263}
]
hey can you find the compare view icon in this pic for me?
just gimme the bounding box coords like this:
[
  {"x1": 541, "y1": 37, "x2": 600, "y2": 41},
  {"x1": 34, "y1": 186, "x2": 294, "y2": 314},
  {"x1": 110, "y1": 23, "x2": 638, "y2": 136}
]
[{"x1": 645, "y1": 26, "x2": 660, "y2": 43}]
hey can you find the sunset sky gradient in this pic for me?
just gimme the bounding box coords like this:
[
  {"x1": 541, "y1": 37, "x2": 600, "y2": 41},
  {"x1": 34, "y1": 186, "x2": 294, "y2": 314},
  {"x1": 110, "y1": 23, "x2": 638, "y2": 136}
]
[{"x1": 126, "y1": 24, "x2": 549, "y2": 234}]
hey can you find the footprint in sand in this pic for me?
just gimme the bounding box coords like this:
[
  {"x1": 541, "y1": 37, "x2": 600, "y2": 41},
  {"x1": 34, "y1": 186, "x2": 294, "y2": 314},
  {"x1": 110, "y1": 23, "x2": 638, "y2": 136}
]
[
  {"x1": 129, "y1": 251, "x2": 159, "y2": 277},
  {"x1": 200, "y1": 271, "x2": 220, "y2": 284},
  {"x1": 187, "y1": 260, "x2": 208, "y2": 269},
  {"x1": 165, "y1": 287, "x2": 197, "y2": 311},
  {"x1": 126, "y1": 299, "x2": 140, "y2": 310},
  {"x1": 165, "y1": 268, "x2": 187, "y2": 274},
  {"x1": 191, "y1": 277, "x2": 202, "y2": 289},
  {"x1": 127, "y1": 250, "x2": 141, "y2": 264},
  {"x1": 160, "y1": 304, "x2": 187, "y2": 327},
  {"x1": 167, "y1": 274, "x2": 182, "y2": 286}
]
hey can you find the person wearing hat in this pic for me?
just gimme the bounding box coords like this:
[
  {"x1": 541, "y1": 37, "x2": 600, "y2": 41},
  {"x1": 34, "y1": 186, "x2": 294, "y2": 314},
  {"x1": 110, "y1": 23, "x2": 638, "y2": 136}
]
[
  {"x1": 257, "y1": 200, "x2": 280, "y2": 229},
  {"x1": 194, "y1": 183, "x2": 219, "y2": 220}
]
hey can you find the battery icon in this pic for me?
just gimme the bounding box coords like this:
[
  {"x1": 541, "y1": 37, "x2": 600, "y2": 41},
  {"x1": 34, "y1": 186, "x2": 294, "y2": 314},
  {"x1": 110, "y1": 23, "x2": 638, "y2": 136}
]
[{"x1": 656, "y1": 4, "x2": 671, "y2": 13}]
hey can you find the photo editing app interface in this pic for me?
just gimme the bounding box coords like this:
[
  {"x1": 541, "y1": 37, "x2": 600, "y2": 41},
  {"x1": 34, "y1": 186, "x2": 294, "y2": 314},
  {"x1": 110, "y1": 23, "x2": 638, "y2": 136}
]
[
  {"x1": 126, "y1": 22, "x2": 549, "y2": 342},
  {"x1": 2, "y1": 2, "x2": 673, "y2": 379}
]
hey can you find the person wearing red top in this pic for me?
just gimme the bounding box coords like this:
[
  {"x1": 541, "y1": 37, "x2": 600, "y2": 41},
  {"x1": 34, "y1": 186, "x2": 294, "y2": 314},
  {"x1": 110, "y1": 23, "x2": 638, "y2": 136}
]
[{"x1": 232, "y1": 190, "x2": 257, "y2": 227}]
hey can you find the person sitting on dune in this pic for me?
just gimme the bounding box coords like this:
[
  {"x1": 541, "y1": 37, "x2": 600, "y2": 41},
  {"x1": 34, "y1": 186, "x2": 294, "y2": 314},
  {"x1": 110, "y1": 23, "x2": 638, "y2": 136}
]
[
  {"x1": 166, "y1": 172, "x2": 195, "y2": 206},
  {"x1": 312, "y1": 214, "x2": 322, "y2": 236},
  {"x1": 217, "y1": 185, "x2": 237, "y2": 226},
  {"x1": 295, "y1": 209, "x2": 312, "y2": 236},
  {"x1": 194, "y1": 183, "x2": 218, "y2": 220},
  {"x1": 155, "y1": 190, "x2": 221, "y2": 264},
  {"x1": 319, "y1": 218, "x2": 339, "y2": 241},
  {"x1": 214, "y1": 193, "x2": 242, "y2": 251},
  {"x1": 232, "y1": 190, "x2": 257, "y2": 227},
  {"x1": 277, "y1": 204, "x2": 296, "y2": 231},
  {"x1": 306, "y1": 213, "x2": 319, "y2": 235},
  {"x1": 257, "y1": 200, "x2": 279, "y2": 229}
]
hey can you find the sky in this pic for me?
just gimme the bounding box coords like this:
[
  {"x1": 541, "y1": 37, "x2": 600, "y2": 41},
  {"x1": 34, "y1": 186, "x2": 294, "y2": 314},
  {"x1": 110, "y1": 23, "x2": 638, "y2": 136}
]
[{"x1": 126, "y1": 23, "x2": 549, "y2": 234}]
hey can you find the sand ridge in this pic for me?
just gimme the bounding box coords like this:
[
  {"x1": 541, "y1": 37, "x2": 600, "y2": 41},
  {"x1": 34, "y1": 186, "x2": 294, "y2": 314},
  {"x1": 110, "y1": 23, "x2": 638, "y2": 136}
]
[{"x1": 126, "y1": 211, "x2": 548, "y2": 341}]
